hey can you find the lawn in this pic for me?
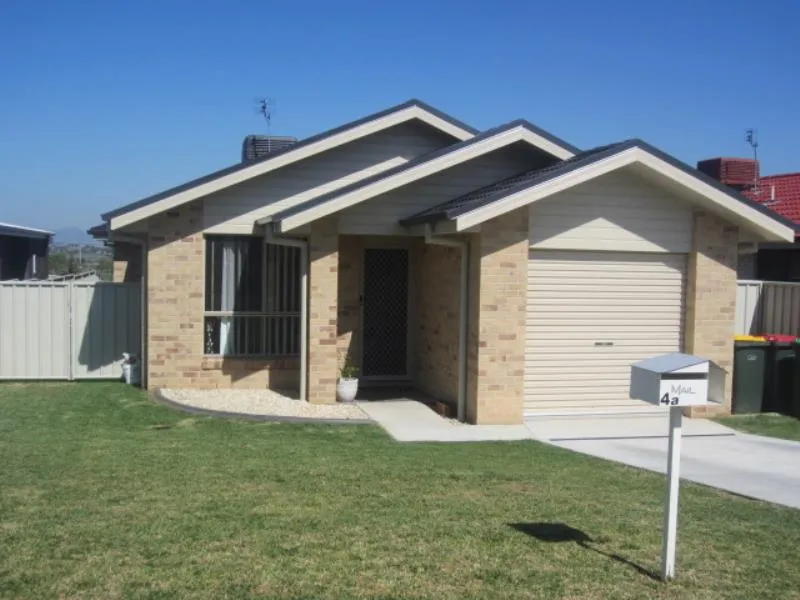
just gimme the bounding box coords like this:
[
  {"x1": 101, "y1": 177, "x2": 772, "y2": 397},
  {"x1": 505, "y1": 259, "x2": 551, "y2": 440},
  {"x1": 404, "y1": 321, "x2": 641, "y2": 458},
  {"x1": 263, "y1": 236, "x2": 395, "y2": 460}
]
[
  {"x1": 1, "y1": 384, "x2": 800, "y2": 599},
  {"x1": 714, "y1": 413, "x2": 800, "y2": 443}
]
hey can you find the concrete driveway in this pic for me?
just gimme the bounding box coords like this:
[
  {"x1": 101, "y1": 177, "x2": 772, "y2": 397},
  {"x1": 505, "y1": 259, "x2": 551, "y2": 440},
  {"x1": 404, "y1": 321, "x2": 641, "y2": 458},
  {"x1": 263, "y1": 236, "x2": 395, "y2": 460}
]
[{"x1": 526, "y1": 414, "x2": 800, "y2": 509}]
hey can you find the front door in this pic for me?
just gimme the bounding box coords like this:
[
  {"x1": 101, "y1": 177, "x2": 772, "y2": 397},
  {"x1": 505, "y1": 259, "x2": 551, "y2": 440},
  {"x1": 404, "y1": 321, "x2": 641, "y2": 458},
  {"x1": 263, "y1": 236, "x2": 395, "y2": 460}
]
[{"x1": 361, "y1": 248, "x2": 409, "y2": 379}]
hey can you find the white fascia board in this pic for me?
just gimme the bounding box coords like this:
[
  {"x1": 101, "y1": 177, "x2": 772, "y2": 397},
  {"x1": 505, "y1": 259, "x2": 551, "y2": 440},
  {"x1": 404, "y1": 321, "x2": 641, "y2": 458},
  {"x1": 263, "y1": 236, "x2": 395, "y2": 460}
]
[
  {"x1": 411, "y1": 106, "x2": 474, "y2": 142},
  {"x1": 253, "y1": 156, "x2": 408, "y2": 227},
  {"x1": 276, "y1": 126, "x2": 532, "y2": 233},
  {"x1": 523, "y1": 130, "x2": 575, "y2": 160},
  {"x1": 0, "y1": 221, "x2": 54, "y2": 235},
  {"x1": 456, "y1": 147, "x2": 795, "y2": 242},
  {"x1": 109, "y1": 106, "x2": 475, "y2": 231},
  {"x1": 635, "y1": 151, "x2": 795, "y2": 242},
  {"x1": 455, "y1": 149, "x2": 638, "y2": 231}
]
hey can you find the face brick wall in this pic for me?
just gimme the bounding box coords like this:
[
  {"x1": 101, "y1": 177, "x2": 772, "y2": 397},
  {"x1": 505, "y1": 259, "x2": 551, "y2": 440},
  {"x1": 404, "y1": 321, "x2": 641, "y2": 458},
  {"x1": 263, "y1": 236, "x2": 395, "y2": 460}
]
[
  {"x1": 337, "y1": 235, "x2": 362, "y2": 373},
  {"x1": 416, "y1": 243, "x2": 460, "y2": 405},
  {"x1": 684, "y1": 211, "x2": 738, "y2": 417},
  {"x1": 145, "y1": 202, "x2": 298, "y2": 391},
  {"x1": 113, "y1": 242, "x2": 143, "y2": 283},
  {"x1": 466, "y1": 208, "x2": 528, "y2": 424},
  {"x1": 308, "y1": 217, "x2": 339, "y2": 404}
]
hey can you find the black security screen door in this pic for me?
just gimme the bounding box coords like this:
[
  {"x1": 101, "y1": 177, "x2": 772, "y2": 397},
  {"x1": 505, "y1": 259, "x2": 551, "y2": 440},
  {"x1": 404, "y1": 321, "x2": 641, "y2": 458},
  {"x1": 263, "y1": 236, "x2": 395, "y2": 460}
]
[{"x1": 361, "y1": 248, "x2": 409, "y2": 378}]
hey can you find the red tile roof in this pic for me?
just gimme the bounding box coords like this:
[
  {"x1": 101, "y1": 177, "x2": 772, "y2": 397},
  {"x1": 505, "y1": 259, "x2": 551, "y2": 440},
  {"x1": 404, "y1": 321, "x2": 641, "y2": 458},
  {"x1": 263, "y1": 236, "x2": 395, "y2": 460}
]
[{"x1": 742, "y1": 173, "x2": 800, "y2": 224}]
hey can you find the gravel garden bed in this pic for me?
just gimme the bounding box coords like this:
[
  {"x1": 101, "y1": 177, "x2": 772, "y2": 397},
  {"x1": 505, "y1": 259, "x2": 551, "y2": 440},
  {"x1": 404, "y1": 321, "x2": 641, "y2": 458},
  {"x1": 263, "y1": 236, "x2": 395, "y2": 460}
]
[{"x1": 158, "y1": 388, "x2": 369, "y2": 422}]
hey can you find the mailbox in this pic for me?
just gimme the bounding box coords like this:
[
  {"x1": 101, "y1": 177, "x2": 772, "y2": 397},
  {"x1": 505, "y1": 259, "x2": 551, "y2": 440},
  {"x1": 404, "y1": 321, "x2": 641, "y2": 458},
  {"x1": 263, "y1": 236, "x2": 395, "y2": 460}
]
[{"x1": 630, "y1": 353, "x2": 725, "y2": 408}]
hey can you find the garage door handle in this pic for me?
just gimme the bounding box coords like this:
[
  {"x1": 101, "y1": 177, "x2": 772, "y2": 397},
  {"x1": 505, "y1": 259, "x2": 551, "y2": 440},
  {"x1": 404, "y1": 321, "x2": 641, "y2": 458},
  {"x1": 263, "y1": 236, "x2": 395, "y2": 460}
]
[{"x1": 594, "y1": 341, "x2": 614, "y2": 346}]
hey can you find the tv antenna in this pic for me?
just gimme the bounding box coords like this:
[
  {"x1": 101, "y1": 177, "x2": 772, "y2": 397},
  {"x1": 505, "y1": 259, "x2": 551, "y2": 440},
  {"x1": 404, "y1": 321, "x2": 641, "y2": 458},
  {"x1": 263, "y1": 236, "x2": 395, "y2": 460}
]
[
  {"x1": 255, "y1": 96, "x2": 276, "y2": 130},
  {"x1": 745, "y1": 128, "x2": 759, "y2": 192},
  {"x1": 253, "y1": 97, "x2": 276, "y2": 153}
]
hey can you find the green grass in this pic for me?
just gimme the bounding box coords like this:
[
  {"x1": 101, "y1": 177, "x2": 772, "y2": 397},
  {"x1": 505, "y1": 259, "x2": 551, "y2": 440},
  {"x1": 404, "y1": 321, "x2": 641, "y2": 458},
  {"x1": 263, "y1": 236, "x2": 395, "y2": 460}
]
[
  {"x1": 714, "y1": 413, "x2": 800, "y2": 442},
  {"x1": 1, "y1": 383, "x2": 799, "y2": 599}
]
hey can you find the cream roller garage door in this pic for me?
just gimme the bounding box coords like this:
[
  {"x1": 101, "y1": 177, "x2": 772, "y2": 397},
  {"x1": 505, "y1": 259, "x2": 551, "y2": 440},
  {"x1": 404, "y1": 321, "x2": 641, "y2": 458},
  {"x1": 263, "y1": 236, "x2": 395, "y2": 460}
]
[{"x1": 525, "y1": 250, "x2": 686, "y2": 414}]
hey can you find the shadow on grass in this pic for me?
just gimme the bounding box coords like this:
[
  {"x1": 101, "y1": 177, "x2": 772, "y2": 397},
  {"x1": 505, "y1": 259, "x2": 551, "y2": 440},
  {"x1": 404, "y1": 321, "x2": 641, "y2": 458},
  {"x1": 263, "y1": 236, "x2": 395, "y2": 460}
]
[{"x1": 509, "y1": 522, "x2": 660, "y2": 582}]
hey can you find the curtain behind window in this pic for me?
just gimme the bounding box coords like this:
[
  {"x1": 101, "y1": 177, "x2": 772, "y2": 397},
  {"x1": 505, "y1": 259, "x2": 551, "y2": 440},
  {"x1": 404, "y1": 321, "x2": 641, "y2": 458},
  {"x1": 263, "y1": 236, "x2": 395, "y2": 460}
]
[
  {"x1": 205, "y1": 236, "x2": 299, "y2": 357},
  {"x1": 206, "y1": 237, "x2": 263, "y2": 354}
]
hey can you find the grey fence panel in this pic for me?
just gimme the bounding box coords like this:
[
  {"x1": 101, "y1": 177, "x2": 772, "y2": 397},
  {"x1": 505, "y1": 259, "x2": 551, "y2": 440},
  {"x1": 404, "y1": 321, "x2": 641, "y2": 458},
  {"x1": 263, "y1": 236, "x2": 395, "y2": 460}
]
[
  {"x1": 761, "y1": 282, "x2": 800, "y2": 336},
  {"x1": 0, "y1": 281, "x2": 141, "y2": 380},
  {"x1": 71, "y1": 282, "x2": 141, "y2": 379},
  {"x1": 0, "y1": 282, "x2": 71, "y2": 379},
  {"x1": 735, "y1": 280, "x2": 763, "y2": 336},
  {"x1": 736, "y1": 280, "x2": 800, "y2": 336}
]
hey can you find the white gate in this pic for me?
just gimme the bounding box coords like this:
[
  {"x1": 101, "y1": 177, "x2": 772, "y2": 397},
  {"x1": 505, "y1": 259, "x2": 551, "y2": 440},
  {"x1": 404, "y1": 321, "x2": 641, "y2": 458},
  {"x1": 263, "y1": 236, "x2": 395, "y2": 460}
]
[
  {"x1": 0, "y1": 281, "x2": 141, "y2": 380},
  {"x1": 736, "y1": 280, "x2": 800, "y2": 336}
]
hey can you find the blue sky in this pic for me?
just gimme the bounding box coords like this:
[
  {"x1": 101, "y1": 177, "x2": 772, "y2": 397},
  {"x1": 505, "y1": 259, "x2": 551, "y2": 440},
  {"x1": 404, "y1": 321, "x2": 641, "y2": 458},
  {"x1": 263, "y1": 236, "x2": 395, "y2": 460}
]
[{"x1": 1, "y1": 0, "x2": 798, "y2": 231}]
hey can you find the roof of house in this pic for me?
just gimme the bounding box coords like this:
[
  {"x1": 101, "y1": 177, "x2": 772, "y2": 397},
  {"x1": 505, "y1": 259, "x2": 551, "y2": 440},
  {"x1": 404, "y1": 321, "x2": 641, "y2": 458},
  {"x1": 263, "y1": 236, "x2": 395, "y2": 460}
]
[
  {"x1": 400, "y1": 142, "x2": 619, "y2": 225},
  {"x1": 87, "y1": 223, "x2": 109, "y2": 238},
  {"x1": 0, "y1": 221, "x2": 53, "y2": 240},
  {"x1": 268, "y1": 119, "x2": 577, "y2": 229},
  {"x1": 100, "y1": 99, "x2": 479, "y2": 225},
  {"x1": 399, "y1": 139, "x2": 799, "y2": 236},
  {"x1": 743, "y1": 173, "x2": 800, "y2": 223}
]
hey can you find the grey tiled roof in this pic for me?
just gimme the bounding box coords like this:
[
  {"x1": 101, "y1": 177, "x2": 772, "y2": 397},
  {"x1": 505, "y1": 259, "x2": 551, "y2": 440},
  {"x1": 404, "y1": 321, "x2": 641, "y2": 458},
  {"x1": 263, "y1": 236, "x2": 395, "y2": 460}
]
[
  {"x1": 100, "y1": 99, "x2": 479, "y2": 221},
  {"x1": 399, "y1": 139, "x2": 799, "y2": 231},
  {"x1": 270, "y1": 119, "x2": 571, "y2": 224},
  {"x1": 399, "y1": 142, "x2": 625, "y2": 225}
]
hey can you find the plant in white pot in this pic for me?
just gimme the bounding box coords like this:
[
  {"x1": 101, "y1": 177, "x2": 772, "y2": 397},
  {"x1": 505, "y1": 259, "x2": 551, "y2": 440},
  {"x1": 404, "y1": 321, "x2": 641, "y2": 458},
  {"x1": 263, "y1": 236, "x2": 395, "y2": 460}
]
[{"x1": 336, "y1": 361, "x2": 359, "y2": 403}]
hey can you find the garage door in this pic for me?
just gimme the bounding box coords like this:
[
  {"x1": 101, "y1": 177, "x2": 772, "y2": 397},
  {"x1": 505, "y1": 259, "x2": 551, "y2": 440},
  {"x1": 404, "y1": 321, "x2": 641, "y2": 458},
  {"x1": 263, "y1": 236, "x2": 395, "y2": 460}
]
[{"x1": 525, "y1": 250, "x2": 686, "y2": 415}]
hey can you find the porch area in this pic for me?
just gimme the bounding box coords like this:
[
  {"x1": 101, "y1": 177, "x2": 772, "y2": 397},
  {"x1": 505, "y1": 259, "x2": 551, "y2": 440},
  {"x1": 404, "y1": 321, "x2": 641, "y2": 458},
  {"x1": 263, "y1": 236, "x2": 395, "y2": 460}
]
[
  {"x1": 326, "y1": 233, "x2": 464, "y2": 416},
  {"x1": 304, "y1": 209, "x2": 529, "y2": 425}
]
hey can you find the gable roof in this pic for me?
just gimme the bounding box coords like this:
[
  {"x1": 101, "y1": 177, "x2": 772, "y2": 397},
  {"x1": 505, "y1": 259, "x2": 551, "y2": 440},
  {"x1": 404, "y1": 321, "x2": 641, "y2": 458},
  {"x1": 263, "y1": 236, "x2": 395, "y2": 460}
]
[
  {"x1": 400, "y1": 139, "x2": 796, "y2": 242},
  {"x1": 102, "y1": 99, "x2": 478, "y2": 230},
  {"x1": 400, "y1": 142, "x2": 619, "y2": 225},
  {"x1": 268, "y1": 119, "x2": 578, "y2": 232}
]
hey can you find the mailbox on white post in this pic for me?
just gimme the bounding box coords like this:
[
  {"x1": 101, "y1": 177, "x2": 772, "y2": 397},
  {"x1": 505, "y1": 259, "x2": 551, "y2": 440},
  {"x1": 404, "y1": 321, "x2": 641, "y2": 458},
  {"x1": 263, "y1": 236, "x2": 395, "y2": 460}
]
[
  {"x1": 630, "y1": 353, "x2": 725, "y2": 409},
  {"x1": 629, "y1": 353, "x2": 726, "y2": 582}
]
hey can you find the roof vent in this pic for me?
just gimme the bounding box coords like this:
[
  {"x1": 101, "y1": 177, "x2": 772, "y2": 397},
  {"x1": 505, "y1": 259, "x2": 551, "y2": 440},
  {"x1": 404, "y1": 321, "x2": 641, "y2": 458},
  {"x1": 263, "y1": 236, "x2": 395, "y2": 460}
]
[
  {"x1": 241, "y1": 135, "x2": 298, "y2": 162},
  {"x1": 697, "y1": 157, "x2": 759, "y2": 190}
]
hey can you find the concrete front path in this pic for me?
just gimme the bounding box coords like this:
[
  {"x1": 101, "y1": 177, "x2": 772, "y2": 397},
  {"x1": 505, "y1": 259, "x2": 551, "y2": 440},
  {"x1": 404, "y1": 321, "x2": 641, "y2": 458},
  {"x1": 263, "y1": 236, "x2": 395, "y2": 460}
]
[
  {"x1": 357, "y1": 400, "x2": 532, "y2": 442},
  {"x1": 528, "y1": 414, "x2": 800, "y2": 510}
]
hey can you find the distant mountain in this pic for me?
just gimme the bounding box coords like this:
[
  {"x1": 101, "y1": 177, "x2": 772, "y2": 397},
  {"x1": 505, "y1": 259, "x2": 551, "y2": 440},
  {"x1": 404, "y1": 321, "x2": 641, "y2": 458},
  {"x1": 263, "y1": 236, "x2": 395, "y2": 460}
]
[{"x1": 53, "y1": 227, "x2": 98, "y2": 246}]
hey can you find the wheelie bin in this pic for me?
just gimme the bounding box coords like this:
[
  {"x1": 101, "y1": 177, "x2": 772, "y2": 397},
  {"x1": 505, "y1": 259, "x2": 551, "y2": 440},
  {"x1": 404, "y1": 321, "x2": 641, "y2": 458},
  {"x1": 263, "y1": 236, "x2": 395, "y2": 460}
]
[
  {"x1": 763, "y1": 334, "x2": 796, "y2": 414},
  {"x1": 732, "y1": 336, "x2": 768, "y2": 414}
]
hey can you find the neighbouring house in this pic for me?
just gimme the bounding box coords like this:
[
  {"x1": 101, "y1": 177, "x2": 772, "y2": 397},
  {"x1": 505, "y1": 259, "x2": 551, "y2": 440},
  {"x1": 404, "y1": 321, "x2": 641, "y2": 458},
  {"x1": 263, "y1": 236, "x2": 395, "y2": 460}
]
[
  {"x1": 743, "y1": 172, "x2": 800, "y2": 281},
  {"x1": 0, "y1": 222, "x2": 51, "y2": 280},
  {"x1": 697, "y1": 157, "x2": 800, "y2": 281},
  {"x1": 91, "y1": 100, "x2": 795, "y2": 423}
]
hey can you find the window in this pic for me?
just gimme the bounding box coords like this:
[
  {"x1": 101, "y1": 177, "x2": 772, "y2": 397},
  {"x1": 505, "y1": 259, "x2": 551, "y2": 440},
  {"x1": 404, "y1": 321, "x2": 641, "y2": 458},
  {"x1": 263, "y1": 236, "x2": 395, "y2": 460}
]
[{"x1": 204, "y1": 236, "x2": 301, "y2": 357}]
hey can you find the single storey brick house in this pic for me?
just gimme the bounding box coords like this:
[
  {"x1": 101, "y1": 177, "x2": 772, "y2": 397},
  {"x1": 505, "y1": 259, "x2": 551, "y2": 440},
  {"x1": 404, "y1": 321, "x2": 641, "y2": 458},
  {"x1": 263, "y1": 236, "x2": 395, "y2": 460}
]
[{"x1": 94, "y1": 100, "x2": 795, "y2": 423}]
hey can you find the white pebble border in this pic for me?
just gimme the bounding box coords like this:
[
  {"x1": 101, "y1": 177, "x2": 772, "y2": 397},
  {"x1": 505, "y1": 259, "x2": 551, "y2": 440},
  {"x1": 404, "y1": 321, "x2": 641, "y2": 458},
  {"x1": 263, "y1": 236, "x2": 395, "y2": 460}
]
[{"x1": 159, "y1": 388, "x2": 369, "y2": 421}]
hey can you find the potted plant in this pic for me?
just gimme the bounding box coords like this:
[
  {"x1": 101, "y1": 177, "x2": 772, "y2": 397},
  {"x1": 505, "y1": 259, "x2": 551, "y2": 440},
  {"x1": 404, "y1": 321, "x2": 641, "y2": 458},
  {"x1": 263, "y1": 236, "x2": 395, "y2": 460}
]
[{"x1": 337, "y1": 361, "x2": 359, "y2": 403}]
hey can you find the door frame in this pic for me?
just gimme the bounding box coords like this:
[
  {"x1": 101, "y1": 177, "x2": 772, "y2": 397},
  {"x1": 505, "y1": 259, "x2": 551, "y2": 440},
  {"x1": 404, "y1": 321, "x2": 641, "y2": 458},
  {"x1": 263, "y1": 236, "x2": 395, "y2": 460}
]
[{"x1": 359, "y1": 241, "x2": 414, "y2": 384}]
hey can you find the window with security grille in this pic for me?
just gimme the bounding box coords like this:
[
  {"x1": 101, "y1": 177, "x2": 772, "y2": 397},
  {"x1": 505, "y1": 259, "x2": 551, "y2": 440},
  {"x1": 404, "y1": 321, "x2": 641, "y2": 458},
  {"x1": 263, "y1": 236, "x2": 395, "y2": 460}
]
[{"x1": 204, "y1": 236, "x2": 301, "y2": 357}]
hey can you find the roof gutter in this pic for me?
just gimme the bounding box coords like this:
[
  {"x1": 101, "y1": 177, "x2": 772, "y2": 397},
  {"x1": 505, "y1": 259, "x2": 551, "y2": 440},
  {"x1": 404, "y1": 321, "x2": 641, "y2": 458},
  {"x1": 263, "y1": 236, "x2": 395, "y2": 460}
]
[{"x1": 424, "y1": 224, "x2": 469, "y2": 422}]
